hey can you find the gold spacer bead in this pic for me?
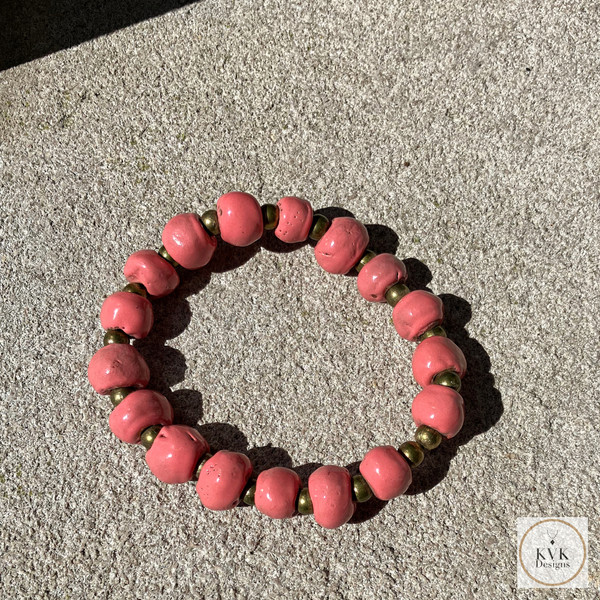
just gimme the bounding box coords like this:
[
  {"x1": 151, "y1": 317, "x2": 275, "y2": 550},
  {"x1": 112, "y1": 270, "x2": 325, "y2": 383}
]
[
  {"x1": 158, "y1": 246, "x2": 179, "y2": 268},
  {"x1": 194, "y1": 452, "x2": 213, "y2": 480},
  {"x1": 433, "y1": 369, "x2": 462, "y2": 392},
  {"x1": 261, "y1": 204, "x2": 279, "y2": 230},
  {"x1": 415, "y1": 425, "x2": 443, "y2": 450},
  {"x1": 140, "y1": 425, "x2": 163, "y2": 450},
  {"x1": 308, "y1": 214, "x2": 330, "y2": 241},
  {"x1": 296, "y1": 487, "x2": 313, "y2": 514},
  {"x1": 385, "y1": 283, "x2": 410, "y2": 307},
  {"x1": 242, "y1": 481, "x2": 257, "y2": 506},
  {"x1": 110, "y1": 387, "x2": 135, "y2": 407},
  {"x1": 122, "y1": 282, "x2": 148, "y2": 298},
  {"x1": 352, "y1": 474, "x2": 373, "y2": 503},
  {"x1": 354, "y1": 249, "x2": 377, "y2": 273},
  {"x1": 200, "y1": 209, "x2": 220, "y2": 236},
  {"x1": 419, "y1": 325, "x2": 447, "y2": 341},
  {"x1": 103, "y1": 329, "x2": 130, "y2": 346},
  {"x1": 398, "y1": 441, "x2": 425, "y2": 467}
]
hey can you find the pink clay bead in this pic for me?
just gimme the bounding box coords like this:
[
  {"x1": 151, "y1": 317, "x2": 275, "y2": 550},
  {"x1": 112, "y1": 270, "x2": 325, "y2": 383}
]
[
  {"x1": 314, "y1": 217, "x2": 369, "y2": 274},
  {"x1": 392, "y1": 290, "x2": 444, "y2": 341},
  {"x1": 412, "y1": 336, "x2": 467, "y2": 388},
  {"x1": 254, "y1": 467, "x2": 302, "y2": 519},
  {"x1": 109, "y1": 389, "x2": 174, "y2": 444},
  {"x1": 161, "y1": 213, "x2": 217, "y2": 270},
  {"x1": 87, "y1": 344, "x2": 150, "y2": 395},
  {"x1": 124, "y1": 249, "x2": 180, "y2": 298},
  {"x1": 356, "y1": 253, "x2": 407, "y2": 302},
  {"x1": 412, "y1": 385, "x2": 465, "y2": 438},
  {"x1": 196, "y1": 450, "x2": 253, "y2": 511},
  {"x1": 274, "y1": 196, "x2": 313, "y2": 243},
  {"x1": 359, "y1": 445, "x2": 412, "y2": 501},
  {"x1": 308, "y1": 465, "x2": 355, "y2": 529},
  {"x1": 145, "y1": 425, "x2": 210, "y2": 484},
  {"x1": 100, "y1": 291, "x2": 154, "y2": 339},
  {"x1": 216, "y1": 191, "x2": 263, "y2": 247}
]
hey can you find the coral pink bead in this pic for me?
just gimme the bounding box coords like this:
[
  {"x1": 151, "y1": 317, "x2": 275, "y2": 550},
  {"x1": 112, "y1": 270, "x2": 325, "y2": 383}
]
[
  {"x1": 412, "y1": 385, "x2": 465, "y2": 438},
  {"x1": 196, "y1": 450, "x2": 253, "y2": 511},
  {"x1": 161, "y1": 213, "x2": 217, "y2": 270},
  {"x1": 124, "y1": 249, "x2": 180, "y2": 298},
  {"x1": 274, "y1": 196, "x2": 313, "y2": 243},
  {"x1": 359, "y1": 445, "x2": 412, "y2": 500},
  {"x1": 412, "y1": 336, "x2": 467, "y2": 388},
  {"x1": 392, "y1": 290, "x2": 444, "y2": 341},
  {"x1": 100, "y1": 291, "x2": 154, "y2": 339},
  {"x1": 87, "y1": 344, "x2": 150, "y2": 395},
  {"x1": 314, "y1": 217, "x2": 369, "y2": 274},
  {"x1": 308, "y1": 465, "x2": 355, "y2": 529},
  {"x1": 145, "y1": 425, "x2": 210, "y2": 484},
  {"x1": 216, "y1": 191, "x2": 263, "y2": 247},
  {"x1": 254, "y1": 467, "x2": 302, "y2": 519},
  {"x1": 109, "y1": 389, "x2": 174, "y2": 444},
  {"x1": 356, "y1": 253, "x2": 407, "y2": 302}
]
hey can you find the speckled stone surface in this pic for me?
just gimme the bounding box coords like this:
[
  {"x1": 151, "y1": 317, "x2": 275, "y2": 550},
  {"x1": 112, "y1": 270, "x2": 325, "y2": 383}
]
[{"x1": 0, "y1": 0, "x2": 599, "y2": 597}]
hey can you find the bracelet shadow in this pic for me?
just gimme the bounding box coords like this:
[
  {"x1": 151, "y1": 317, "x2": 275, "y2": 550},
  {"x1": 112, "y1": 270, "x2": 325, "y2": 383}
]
[{"x1": 131, "y1": 205, "x2": 502, "y2": 525}]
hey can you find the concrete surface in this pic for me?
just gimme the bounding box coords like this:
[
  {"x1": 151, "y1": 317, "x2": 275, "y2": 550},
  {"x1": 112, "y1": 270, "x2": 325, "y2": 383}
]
[{"x1": 0, "y1": 0, "x2": 599, "y2": 598}]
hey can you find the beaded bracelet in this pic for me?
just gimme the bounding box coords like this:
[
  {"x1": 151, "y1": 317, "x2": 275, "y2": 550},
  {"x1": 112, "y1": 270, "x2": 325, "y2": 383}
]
[{"x1": 87, "y1": 192, "x2": 467, "y2": 529}]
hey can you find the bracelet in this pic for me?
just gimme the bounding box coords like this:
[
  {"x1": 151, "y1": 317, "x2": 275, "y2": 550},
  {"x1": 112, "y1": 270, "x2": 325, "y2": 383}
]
[{"x1": 87, "y1": 192, "x2": 467, "y2": 529}]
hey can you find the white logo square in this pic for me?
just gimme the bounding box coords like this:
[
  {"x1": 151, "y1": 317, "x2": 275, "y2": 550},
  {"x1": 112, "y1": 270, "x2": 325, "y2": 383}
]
[{"x1": 517, "y1": 517, "x2": 588, "y2": 589}]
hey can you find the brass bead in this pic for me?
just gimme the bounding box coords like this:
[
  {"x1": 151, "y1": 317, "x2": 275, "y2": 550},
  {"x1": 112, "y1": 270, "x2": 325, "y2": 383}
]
[
  {"x1": 140, "y1": 425, "x2": 163, "y2": 450},
  {"x1": 415, "y1": 425, "x2": 443, "y2": 450},
  {"x1": 354, "y1": 249, "x2": 377, "y2": 273},
  {"x1": 296, "y1": 487, "x2": 313, "y2": 514},
  {"x1": 194, "y1": 452, "x2": 213, "y2": 479},
  {"x1": 261, "y1": 203, "x2": 279, "y2": 230},
  {"x1": 398, "y1": 441, "x2": 424, "y2": 467},
  {"x1": 110, "y1": 387, "x2": 135, "y2": 407},
  {"x1": 352, "y1": 474, "x2": 373, "y2": 503},
  {"x1": 103, "y1": 329, "x2": 130, "y2": 346},
  {"x1": 158, "y1": 245, "x2": 179, "y2": 268},
  {"x1": 385, "y1": 283, "x2": 410, "y2": 307},
  {"x1": 200, "y1": 209, "x2": 220, "y2": 236},
  {"x1": 433, "y1": 369, "x2": 462, "y2": 392},
  {"x1": 308, "y1": 214, "x2": 330, "y2": 241},
  {"x1": 242, "y1": 482, "x2": 257, "y2": 506},
  {"x1": 122, "y1": 282, "x2": 148, "y2": 298},
  {"x1": 419, "y1": 325, "x2": 447, "y2": 341}
]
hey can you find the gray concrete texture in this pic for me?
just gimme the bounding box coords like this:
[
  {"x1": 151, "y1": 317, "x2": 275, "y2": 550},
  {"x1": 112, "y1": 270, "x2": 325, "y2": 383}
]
[{"x1": 0, "y1": 0, "x2": 599, "y2": 598}]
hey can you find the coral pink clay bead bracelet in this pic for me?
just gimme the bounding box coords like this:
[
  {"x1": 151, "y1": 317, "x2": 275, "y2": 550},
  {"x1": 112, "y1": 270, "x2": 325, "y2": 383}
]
[{"x1": 88, "y1": 192, "x2": 467, "y2": 529}]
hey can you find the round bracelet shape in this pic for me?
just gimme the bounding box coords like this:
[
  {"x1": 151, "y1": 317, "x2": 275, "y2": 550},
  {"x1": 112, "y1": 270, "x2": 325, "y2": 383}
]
[{"x1": 87, "y1": 192, "x2": 467, "y2": 529}]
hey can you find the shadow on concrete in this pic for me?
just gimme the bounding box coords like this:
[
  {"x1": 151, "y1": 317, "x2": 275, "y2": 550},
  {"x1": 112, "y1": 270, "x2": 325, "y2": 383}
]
[{"x1": 1, "y1": 0, "x2": 199, "y2": 71}]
